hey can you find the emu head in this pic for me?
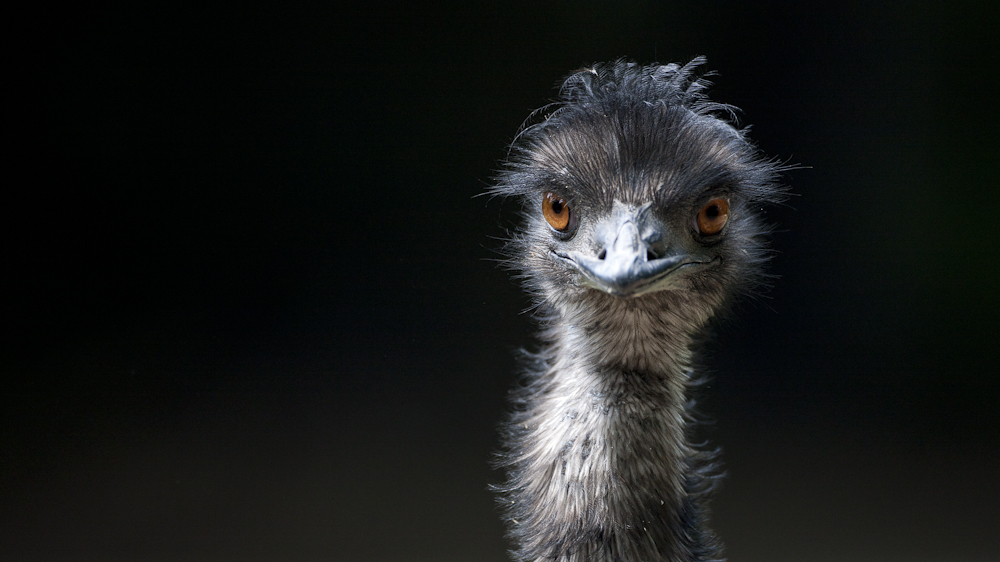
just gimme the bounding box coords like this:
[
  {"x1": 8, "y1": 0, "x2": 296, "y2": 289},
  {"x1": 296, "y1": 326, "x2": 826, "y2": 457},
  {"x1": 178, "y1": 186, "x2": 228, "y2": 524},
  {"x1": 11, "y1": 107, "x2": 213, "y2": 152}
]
[{"x1": 494, "y1": 59, "x2": 785, "y2": 333}]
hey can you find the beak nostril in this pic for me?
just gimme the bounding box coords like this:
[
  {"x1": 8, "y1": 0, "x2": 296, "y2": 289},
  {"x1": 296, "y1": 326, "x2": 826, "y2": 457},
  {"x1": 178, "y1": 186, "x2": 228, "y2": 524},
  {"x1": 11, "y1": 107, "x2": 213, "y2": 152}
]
[{"x1": 597, "y1": 249, "x2": 607, "y2": 260}]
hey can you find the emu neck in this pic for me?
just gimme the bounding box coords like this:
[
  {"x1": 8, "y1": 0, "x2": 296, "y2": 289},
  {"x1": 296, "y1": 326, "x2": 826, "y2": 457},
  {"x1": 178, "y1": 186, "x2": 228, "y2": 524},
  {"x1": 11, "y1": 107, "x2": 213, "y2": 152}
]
[{"x1": 510, "y1": 296, "x2": 714, "y2": 562}]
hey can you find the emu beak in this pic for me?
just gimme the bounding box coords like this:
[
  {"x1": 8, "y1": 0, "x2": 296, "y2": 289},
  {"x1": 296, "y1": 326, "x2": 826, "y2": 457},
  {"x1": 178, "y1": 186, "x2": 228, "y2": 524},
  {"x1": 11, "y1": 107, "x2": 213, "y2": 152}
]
[{"x1": 554, "y1": 202, "x2": 717, "y2": 297}]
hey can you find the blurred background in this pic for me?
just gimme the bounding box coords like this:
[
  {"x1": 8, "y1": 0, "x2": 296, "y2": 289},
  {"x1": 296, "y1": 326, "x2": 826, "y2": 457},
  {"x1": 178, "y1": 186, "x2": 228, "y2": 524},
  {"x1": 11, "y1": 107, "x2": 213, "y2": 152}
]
[{"x1": 3, "y1": 2, "x2": 998, "y2": 561}]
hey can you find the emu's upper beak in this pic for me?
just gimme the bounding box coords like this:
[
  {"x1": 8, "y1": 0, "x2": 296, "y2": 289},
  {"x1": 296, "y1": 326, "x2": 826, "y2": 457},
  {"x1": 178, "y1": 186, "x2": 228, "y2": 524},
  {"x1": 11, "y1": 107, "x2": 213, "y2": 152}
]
[{"x1": 554, "y1": 201, "x2": 717, "y2": 297}]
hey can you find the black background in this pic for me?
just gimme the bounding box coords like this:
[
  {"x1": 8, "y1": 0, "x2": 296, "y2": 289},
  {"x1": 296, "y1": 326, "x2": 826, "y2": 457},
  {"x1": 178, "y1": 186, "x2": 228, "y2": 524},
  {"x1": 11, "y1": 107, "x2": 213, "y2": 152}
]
[{"x1": 4, "y1": 2, "x2": 998, "y2": 561}]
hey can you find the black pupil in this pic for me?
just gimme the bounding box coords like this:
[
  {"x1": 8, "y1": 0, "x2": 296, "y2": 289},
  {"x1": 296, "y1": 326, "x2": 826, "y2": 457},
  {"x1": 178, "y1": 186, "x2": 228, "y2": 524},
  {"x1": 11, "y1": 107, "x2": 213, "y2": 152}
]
[
  {"x1": 705, "y1": 205, "x2": 719, "y2": 219},
  {"x1": 551, "y1": 200, "x2": 563, "y2": 214}
]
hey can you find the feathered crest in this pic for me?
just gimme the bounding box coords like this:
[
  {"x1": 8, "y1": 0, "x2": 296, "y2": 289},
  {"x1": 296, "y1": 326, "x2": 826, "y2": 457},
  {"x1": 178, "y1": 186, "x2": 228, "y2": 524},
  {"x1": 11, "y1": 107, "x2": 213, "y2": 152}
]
[
  {"x1": 559, "y1": 57, "x2": 729, "y2": 116},
  {"x1": 510, "y1": 57, "x2": 736, "y2": 149}
]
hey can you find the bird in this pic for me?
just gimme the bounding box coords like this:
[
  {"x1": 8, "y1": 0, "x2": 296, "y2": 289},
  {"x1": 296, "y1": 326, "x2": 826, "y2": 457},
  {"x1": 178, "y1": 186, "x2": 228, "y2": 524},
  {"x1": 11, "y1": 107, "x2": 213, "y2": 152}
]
[{"x1": 489, "y1": 58, "x2": 786, "y2": 562}]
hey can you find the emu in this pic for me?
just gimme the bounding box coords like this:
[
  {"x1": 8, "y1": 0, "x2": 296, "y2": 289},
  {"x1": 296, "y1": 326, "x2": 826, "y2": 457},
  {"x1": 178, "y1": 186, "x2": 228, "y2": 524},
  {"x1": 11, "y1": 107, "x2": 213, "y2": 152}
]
[{"x1": 490, "y1": 59, "x2": 786, "y2": 561}]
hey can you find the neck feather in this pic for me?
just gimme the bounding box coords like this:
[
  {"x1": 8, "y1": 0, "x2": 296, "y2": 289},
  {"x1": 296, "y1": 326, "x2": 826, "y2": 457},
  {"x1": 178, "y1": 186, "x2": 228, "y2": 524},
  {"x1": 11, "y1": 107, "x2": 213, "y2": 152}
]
[{"x1": 498, "y1": 294, "x2": 721, "y2": 562}]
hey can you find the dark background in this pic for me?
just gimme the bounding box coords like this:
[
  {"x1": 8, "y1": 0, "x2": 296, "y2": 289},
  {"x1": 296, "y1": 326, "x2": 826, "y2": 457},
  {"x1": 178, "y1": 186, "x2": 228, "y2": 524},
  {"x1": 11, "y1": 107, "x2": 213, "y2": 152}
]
[{"x1": 4, "y1": 2, "x2": 998, "y2": 561}]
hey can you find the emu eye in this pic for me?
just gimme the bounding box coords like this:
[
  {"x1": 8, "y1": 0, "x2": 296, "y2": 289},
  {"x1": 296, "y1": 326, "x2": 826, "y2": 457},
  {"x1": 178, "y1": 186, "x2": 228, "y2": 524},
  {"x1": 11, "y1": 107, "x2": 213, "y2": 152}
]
[
  {"x1": 697, "y1": 198, "x2": 729, "y2": 235},
  {"x1": 542, "y1": 192, "x2": 571, "y2": 232}
]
